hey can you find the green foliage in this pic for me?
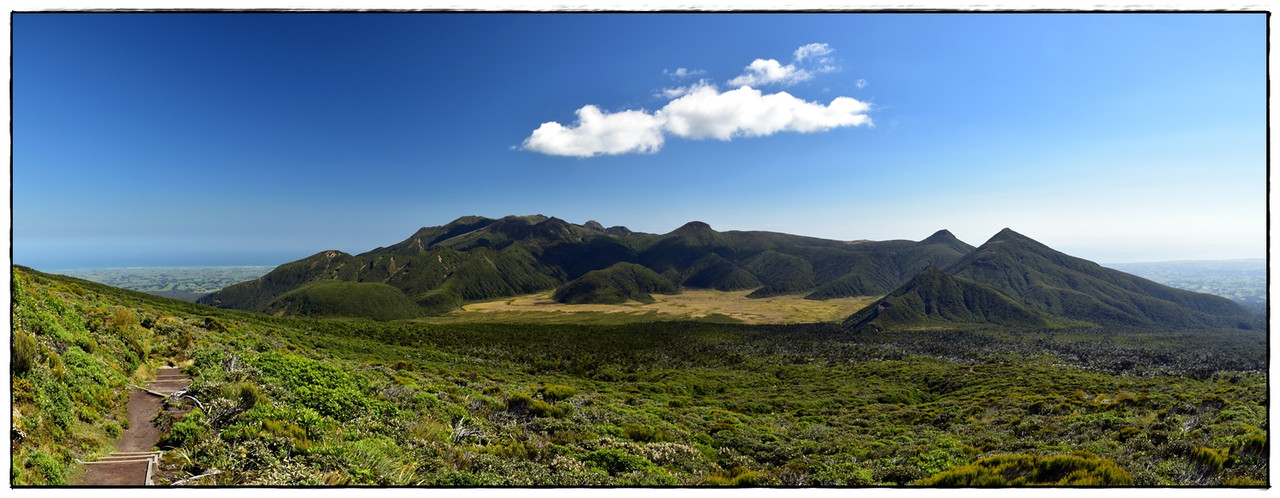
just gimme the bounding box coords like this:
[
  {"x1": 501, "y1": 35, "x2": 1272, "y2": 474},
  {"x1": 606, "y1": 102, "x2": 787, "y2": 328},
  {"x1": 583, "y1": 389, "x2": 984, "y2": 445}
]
[
  {"x1": 946, "y1": 229, "x2": 1260, "y2": 329},
  {"x1": 507, "y1": 393, "x2": 566, "y2": 418},
  {"x1": 916, "y1": 453, "x2": 1133, "y2": 486},
  {"x1": 845, "y1": 266, "x2": 1052, "y2": 332},
  {"x1": 580, "y1": 449, "x2": 654, "y2": 475},
  {"x1": 201, "y1": 215, "x2": 979, "y2": 319},
  {"x1": 553, "y1": 262, "x2": 679, "y2": 305},
  {"x1": 160, "y1": 411, "x2": 208, "y2": 449},
  {"x1": 264, "y1": 280, "x2": 425, "y2": 321},
  {"x1": 12, "y1": 328, "x2": 39, "y2": 374},
  {"x1": 9, "y1": 266, "x2": 1269, "y2": 487},
  {"x1": 248, "y1": 352, "x2": 394, "y2": 421},
  {"x1": 22, "y1": 449, "x2": 67, "y2": 485},
  {"x1": 537, "y1": 384, "x2": 578, "y2": 402}
]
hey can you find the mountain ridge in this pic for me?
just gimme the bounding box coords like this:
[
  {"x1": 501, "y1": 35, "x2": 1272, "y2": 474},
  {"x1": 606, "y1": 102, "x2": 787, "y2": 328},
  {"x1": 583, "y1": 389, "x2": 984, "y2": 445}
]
[
  {"x1": 200, "y1": 215, "x2": 975, "y2": 315},
  {"x1": 198, "y1": 216, "x2": 1257, "y2": 331},
  {"x1": 844, "y1": 229, "x2": 1261, "y2": 332}
]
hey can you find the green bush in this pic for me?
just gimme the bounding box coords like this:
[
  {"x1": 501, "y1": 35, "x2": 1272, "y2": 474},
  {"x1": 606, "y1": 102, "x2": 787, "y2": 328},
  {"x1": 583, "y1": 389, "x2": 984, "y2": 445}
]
[
  {"x1": 24, "y1": 449, "x2": 66, "y2": 485},
  {"x1": 537, "y1": 384, "x2": 577, "y2": 402},
  {"x1": 507, "y1": 393, "x2": 565, "y2": 418},
  {"x1": 12, "y1": 329, "x2": 39, "y2": 375},
  {"x1": 580, "y1": 448, "x2": 654, "y2": 476},
  {"x1": 160, "y1": 411, "x2": 208, "y2": 449},
  {"x1": 916, "y1": 453, "x2": 1133, "y2": 486}
]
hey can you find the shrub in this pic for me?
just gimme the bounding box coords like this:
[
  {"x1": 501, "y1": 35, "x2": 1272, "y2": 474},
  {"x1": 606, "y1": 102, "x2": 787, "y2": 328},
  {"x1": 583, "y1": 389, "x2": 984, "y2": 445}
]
[
  {"x1": 1189, "y1": 446, "x2": 1232, "y2": 478},
  {"x1": 580, "y1": 448, "x2": 654, "y2": 476},
  {"x1": 507, "y1": 393, "x2": 565, "y2": 418},
  {"x1": 160, "y1": 411, "x2": 208, "y2": 449},
  {"x1": 12, "y1": 329, "x2": 39, "y2": 375},
  {"x1": 537, "y1": 384, "x2": 578, "y2": 403},
  {"x1": 916, "y1": 453, "x2": 1133, "y2": 486},
  {"x1": 624, "y1": 423, "x2": 665, "y2": 443},
  {"x1": 705, "y1": 468, "x2": 766, "y2": 486},
  {"x1": 25, "y1": 449, "x2": 66, "y2": 485}
]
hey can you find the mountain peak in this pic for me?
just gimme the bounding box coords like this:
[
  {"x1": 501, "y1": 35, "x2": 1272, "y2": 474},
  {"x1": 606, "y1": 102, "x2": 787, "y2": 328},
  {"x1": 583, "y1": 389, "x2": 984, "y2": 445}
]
[
  {"x1": 920, "y1": 229, "x2": 959, "y2": 245},
  {"x1": 989, "y1": 227, "x2": 1027, "y2": 241},
  {"x1": 446, "y1": 215, "x2": 491, "y2": 227},
  {"x1": 675, "y1": 221, "x2": 714, "y2": 233}
]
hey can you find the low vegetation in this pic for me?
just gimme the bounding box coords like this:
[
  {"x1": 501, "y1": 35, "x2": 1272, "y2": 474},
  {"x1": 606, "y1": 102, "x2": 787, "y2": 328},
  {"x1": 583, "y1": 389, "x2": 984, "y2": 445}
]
[
  {"x1": 11, "y1": 266, "x2": 1267, "y2": 486},
  {"x1": 264, "y1": 280, "x2": 425, "y2": 321}
]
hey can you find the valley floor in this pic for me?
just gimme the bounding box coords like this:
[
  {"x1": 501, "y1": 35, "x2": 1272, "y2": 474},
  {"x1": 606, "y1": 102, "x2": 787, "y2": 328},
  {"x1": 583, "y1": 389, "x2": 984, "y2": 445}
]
[{"x1": 444, "y1": 289, "x2": 879, "y2": 325}]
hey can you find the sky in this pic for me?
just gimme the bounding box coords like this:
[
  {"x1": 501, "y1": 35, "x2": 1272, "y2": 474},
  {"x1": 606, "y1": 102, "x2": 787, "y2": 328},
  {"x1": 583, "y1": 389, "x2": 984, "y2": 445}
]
[{"x1": 11, "y1": 12, "x2": 1267, "y2": 269}]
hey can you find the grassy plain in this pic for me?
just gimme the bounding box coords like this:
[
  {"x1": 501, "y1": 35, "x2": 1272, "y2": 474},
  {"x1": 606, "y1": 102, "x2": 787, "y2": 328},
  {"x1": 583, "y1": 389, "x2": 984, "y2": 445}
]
[{"x1": 444, "y1": 289, "x2": 879, "y2": 325}]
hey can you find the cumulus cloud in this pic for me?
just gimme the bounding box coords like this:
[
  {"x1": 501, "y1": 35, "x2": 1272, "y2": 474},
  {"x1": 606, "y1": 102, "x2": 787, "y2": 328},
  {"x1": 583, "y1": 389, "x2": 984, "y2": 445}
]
[
  {"x1": 856, "y1": 78, "x2": 868, "y2": 89},
  {"x1": 794, "y1": 42, "x2": 833, "y2": 62},
  {"x1": 727, "y1": 59, "x2": 813, "y2": 88},
  {"x1": 521, "y1": 84, "x2": 871, "y2": 157},
  {"x1": 726, "y1": 42, "x2": 841, "y2": 88},
  {"x1": 521, "y1": 105, "x2": 665, "y2": 157},
  {"x1": 660, "y1": 85, "x2": 869, "y2": 140},
  {"x1": 520, "y1": 43, "x2": 869, "y2": 157},
  {"x1": 657, "y1": 78, "x2": 712, "y2": 99}
]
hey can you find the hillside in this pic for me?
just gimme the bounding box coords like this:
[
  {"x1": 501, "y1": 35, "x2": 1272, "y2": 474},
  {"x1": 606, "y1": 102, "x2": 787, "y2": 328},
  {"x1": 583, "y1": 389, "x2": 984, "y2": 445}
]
[
  {"x1": 200, "y1": 215, "x2": 976, "y2": 318},
  {"x1": 552, "y1": 262, "x2": 680, "y2": 304},
  {"x1": 263, "y1": 280, "x2": 425, "y2": 321},
  {"x1": 11, "y1": 265, "x2": 1268, "y2": 486},
  {"x1": 842, "y1": 266, "x2": 1053, "y2": 332},
  {"x1": 945, "y1": 229, "x2": 1260, "y2": 329}
]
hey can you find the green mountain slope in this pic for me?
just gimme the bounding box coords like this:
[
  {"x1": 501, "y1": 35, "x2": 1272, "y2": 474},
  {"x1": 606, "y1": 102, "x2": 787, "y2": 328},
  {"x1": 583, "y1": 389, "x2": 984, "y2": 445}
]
[
  {"x1": 843, "y1": 266, "x2": 1052, "y2": 332},
  {"x1": 946, "y1": 229, "x2": 1260, "y2": 329},
  {"x1": 263, "y1": 280, "x2": 425, "y2": 321},
  {"x1": 200, "y1": 216, "x2": 977, "y2": 318},
  {"x1": 552, "y1": 262, "x2": 681, "y2": 304}
]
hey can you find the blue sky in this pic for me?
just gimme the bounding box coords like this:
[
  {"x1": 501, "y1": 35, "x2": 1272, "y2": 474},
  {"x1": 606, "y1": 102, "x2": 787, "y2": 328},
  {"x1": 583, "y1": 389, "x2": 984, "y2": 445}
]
[{"x1": 12, "y1": 13, "x2": 1266, "y2": 269}]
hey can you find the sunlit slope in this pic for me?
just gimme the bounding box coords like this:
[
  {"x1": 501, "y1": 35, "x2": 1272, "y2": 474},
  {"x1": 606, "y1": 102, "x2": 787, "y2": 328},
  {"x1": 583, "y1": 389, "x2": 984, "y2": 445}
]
[
  {"x1": 946, "y1": 229, "x2": 1260, "y2": 329},
  {"x1": 845, "y1": 229, "x2": 1262, "y2": 332},
  {"x1": 843, "y1": 266, "x2": 1053, "y2": 331}
]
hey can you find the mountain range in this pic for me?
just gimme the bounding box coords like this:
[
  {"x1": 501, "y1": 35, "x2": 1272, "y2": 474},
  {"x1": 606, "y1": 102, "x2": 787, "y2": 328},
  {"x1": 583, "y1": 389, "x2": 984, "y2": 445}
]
[
  {"x1": 844, "y1": 228, "x2": 1260, "y2": 332},
  {"x1": 199, "y1": 215, "x2": 1260, "y2": 330}
]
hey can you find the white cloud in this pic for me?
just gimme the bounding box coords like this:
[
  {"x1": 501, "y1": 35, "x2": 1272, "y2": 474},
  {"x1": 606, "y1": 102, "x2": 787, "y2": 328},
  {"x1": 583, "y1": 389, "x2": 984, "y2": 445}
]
[
  {"x1": 664, "y1": 67, "x2": 705, "y2": 79},
  {"x1": 520, "y1": 105, "x2": 665, "y2": 158},
  {"x1": 521, "y1": 84, "x2": 871, "y2": 157},
  {"x1": 794, "y1": 42, "x2": 833, "y2": 62},
  {"x1": 727, "y1": 43, "x2": 841, "y2": 88},
  {"x1": 657, "y1": 79, "x2": 713, "y2": 99},
  {"x1": 727, "y1": 59, "x2": 813, "y2": 88},
  {"x1": 856, "y1": 78, "x2": 868, "y2": 89},
  {"x1": 520, "y1": 43, "x2": 870, "y2": 157},
  {"x1": 660, "y1": 85, "x2": 871, "y2": 140}
]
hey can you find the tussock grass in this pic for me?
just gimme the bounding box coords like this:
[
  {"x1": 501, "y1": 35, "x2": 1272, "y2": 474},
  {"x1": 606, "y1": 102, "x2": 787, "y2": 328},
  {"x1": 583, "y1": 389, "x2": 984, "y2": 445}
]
[{"x1": 445, "y1": 289, "x2": 879, "y2": 325}]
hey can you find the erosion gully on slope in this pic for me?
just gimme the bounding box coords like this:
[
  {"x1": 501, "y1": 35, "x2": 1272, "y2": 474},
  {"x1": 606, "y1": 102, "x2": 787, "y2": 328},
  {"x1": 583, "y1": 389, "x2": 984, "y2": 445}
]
[{"x1": 74, "y1": 367, "x2": 191, "y2": 486}]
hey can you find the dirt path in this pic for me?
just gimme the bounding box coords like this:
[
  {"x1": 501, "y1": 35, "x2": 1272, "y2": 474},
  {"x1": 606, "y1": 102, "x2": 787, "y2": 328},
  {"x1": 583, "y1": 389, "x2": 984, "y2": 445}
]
[{"x1": 75, "y1": 367, "x2": 190, "y2": 486}]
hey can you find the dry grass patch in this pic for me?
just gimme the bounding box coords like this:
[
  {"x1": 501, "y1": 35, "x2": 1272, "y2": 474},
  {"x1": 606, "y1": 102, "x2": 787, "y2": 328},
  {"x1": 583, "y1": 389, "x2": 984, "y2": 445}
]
[{"x1": 444, "y1": 289, "x2": 878, "y2": 325}]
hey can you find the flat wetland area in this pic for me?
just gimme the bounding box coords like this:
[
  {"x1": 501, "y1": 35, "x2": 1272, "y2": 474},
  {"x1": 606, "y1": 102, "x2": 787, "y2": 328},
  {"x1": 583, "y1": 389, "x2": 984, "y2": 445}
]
[{"x1": 440, "y1": 289, "x2": 879, "y2": 324}]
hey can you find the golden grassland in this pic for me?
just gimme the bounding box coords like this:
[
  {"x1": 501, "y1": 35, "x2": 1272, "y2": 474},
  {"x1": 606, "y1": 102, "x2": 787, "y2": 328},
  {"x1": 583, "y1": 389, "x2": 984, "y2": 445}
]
[{"x1": 427, "y1": 289, "x2": 879, "y2": 325}]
